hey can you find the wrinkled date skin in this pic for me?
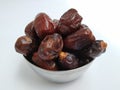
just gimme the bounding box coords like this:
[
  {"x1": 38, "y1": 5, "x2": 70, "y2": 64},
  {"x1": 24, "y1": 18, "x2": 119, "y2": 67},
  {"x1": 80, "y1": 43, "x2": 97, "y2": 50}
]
[
  {"x1": 57, "y1": 8, "x2": 83, "y2": 36},
  {"x1": 78, "y1": 56, "x2": 93, "y2": 67},
  {"x1": 25, "y1": 21, "x2": 40, "y2": 47},
  {"x1": 32, "y1": 52, "x2": 57, "y2": 70},
  {"x1": 38, "y1": 33, "x2": 63, "y2": 61},
  {"x1": 25, "y1": 21, "x2": 38, "y2": 40},
  {"x1": 58, "y1": 52, "x2": 79, "y2": 70},
  {"x1": 15, "y1": 36, "x2": 38, "y2": 56},
  {"x1": 64, "y1": 26, "x2": 95, "y2": 50},
  {"x1": 33, "y1": 13, "x2": 56, "y2": 39},
  {"x1": 83, "y1": 40, "x2": 107, "y2": 58}
]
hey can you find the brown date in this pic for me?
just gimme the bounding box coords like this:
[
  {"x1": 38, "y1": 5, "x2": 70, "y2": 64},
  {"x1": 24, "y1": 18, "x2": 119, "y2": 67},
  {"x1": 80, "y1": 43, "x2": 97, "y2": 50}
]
[
  {"x1": 78, "y1": 56, "x2": 93, "y2": 67},
  {"x1": 80, "y1": 24, "x2": 88, "y2": 29},
  {"x1": 64, "y1": 26, "x2": 95, "y2": 50},
  {"x1": 15, "y1": 36, "x2": 38, "y2": 56},
  {"x1": 83, "y1": 40, "x2": 107, "y2": 58},
  {"x1": 58, "y1": 52, "x2": 79, "y2": 70},
  {"x1": 14, "y1": 9, "x2": 108, "y2": 71},
  {"x1": 32, "y1": 52, "x2": 57, "y2": 70},
  {"x1": 38, "y1": 33, "x2": 63, "y2": 61},
  {"x1": 25, "y1": 21, "x2": 38, "y2": 40},
  {"x1": 57, "y1": 8, "x2": 83, "y2": 36},
  {"x1": 33, "y1": 13, "x2": 55, "y2": 39}
]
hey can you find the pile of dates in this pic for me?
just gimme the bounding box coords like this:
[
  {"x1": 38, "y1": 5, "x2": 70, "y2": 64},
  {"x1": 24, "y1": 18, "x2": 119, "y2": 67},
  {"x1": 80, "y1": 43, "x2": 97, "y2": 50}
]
[{"x1": 15, "y1": 8, "x2": 107, "y2": 71}]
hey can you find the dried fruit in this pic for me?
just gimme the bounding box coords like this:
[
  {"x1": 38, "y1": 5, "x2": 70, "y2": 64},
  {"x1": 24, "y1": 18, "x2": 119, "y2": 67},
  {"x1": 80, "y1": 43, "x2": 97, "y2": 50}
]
[
  {"x1": 25, "y1": 21, "x2": 38, "y2": 39},
  {"x1": 83, "y1": 40, "x2": 107, "y2": 58},
  {"x1": 33, "y1": 13, "x2": 55, "y2": 39},
  {"x1": 15, "y1": 8, "x2": 107, "y2": 71},
  {"x1": 32, "y1": 52, "x2": 57, "y2": 70},
  {"x1": 64, "y1": 26, "x2": 95, "y2": 50},
  {"x1": 78, "y1": 56, "x2": 93, "y2": 67},
  {"x1": 80, "y1": 24, "x2": 88, "y2": 29},
  {"x1": 15, "y1": 36, "x2": 38, "y2": 56},
  {"x1": 38, "y1": 33, "x2": 63, "y2": 60},
  {"x1": 57, "y1": 8, "x2": 82, "y2": 36},
  {"x1": 58, "y1": 52, "x2": 79, "y2": 70}
]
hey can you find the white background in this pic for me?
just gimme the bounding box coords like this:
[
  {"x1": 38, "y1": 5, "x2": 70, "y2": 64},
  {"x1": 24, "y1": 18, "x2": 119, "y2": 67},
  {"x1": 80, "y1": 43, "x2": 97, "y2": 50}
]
[{"x1": 0, "y1": 0, "x2": 120, "y2": 90}]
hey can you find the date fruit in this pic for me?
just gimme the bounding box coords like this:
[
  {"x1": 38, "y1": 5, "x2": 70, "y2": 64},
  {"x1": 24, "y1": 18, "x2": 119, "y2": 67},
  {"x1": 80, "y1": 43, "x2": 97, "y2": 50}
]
[
  {"x1": 38, "y1": 33, "x2": 63, "y2": 60},
  {"x1": 64, "y1": 26, "x2": 95, "y2": 50},
  {"x1": 58, "y1": 52, "x2": 79, "y2": 70},
  {"x1": 15, "y1": 8, "x2": 107, "y2": 71},
  {"x1": 83, "y1": 40, "x2": 107, "y2": 58},
  {"x1": 25, "y1": 21, "x2": 38, "y2": 39},
  {"x1": 80, "y1": 24, "x2": 88, "y2": 29},
  {"x1": 78, "y1": 56, "x2": 93, "y2": 67},
  {"x1": 57, "y1": 8, "x2": 82, "y2": 36},
  {"x1": 15, "y1": 36, "x2": 38, "y2": 56},
  {"x1": 33, "y1": 13, "x2": 55, "y2": 39},
  {"x1": 32, "y1": 52, "x2": 57, "y2": 70}
]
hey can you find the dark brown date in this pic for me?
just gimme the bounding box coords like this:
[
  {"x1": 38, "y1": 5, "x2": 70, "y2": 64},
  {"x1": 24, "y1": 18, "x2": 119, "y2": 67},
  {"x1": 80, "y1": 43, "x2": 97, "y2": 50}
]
[
  {"x1": 64, "y1": 26, "x2": 95, "y2": 50},
  {"x1": 80, "y1": 24, "x2": 88, "y2": 29},
  {"x1": 25, "y1": 21, "x2": 41, "y2": 48},
  {"x1": 25, "y1": 21, "x2": 36, "y2": 39},
  {"x1": 38, "y1": 33, "x2": 63, "y2": 61},
  {"x1": 33, "y1": 13, "x2": 55, "y2": 39},
  {"x1": 25, "y1": 21, "x2": 38, "y2": 40},
  {"x1": 57, "y1": 8, "x2": 82, "y2": 36},
  {"x1": 32, "y1": 52, "x2": 57, "y2": 70},
  {"x1": 58, "y1": 52, "x2": 79, "y2": 70},
  {"x1": 78, "y1": 56, "x2": 93, "y2": 67},
  {"x1": 83, "y1": 40, "x2": 107, "y2": 58},
  {"x1": 15, "y1": 36, "x2": 38, "y2": 56}
]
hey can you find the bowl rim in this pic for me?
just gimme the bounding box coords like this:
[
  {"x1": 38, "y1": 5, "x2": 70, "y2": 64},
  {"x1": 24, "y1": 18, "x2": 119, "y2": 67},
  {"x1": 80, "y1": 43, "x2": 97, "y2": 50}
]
[{"x1": 23, "y1": 55, "x2": 94, "y2": 72}]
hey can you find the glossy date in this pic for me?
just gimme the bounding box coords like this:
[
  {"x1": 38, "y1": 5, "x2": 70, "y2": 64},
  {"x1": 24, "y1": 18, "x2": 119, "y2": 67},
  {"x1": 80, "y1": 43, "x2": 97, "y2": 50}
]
[
  {"x1": 15, "y1": 36, "x2": 38, "y2": 56},
  {"x1": 64, "y1": 26, "x2": 95, "y2": 50},
  {"x1": 25, "y1": 21, "x2": 38, "y2": 40},
  {"x1": 83, "y1": 40, "x2": 107, "y2": 58},
  {"x1": 33, "y1": 13, "x2": 56, "y2": 39},
  {"x1": 32, "y1": 52, "x2": 57, "y2": 70},
  {"x1": 58, "y1": 52, "x2": 79, "y2": 70},
  {"x1": 57, "y1": 8, "x2": 83, "y2": 36},
  {"x1": 38, "y1": 33, "x2": 63, "y2": 60}
]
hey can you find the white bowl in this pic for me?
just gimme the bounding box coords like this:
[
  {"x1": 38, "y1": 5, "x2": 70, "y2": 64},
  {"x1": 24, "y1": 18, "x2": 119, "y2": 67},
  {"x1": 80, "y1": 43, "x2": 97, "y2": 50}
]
[{"x1": 24, "y1": 56, "x2": 94, "y2": 83}]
